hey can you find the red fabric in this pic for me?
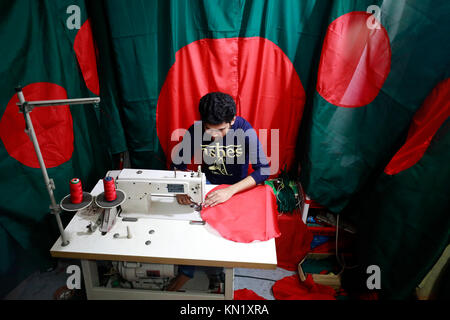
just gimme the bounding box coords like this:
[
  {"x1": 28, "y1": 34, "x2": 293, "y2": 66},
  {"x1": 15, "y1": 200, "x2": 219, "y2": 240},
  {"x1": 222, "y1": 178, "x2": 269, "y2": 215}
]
[
  {"x1": 275, "y1": 212, "x2": 313, "y2": 271},
  {"x1": 307, "y1": 225, "x2": 354, "y2": 254},
  {"x1": 234, "y1": 289, "x2": 267, "y2": 300},
  {"x1": 310, "y1": 241, "x2": 336, "y2": 254},
  {"x1": 74, "y1": 19, "x2": 100, "y2": 95},
  {"x1": 317, "y1": 12, "x2": 391, "y2": 108},
  {"x1": 272, "y1": 274, "x2": 336, "y2": 300},
  {"x1": 307, "y1": 226, "x2": 336, "y2": 235},
  {"x1": 384, "y1": 78, "x2": 450, "y2": 175},
  {"x1": 0, "y1": 82, "x2": 73, "y2": 168},
  {"x1": 305, "y1": 199, "x2": 325, "y2": 208},
  {"x1": 336, "y1": 288, "x2": 348, "y2": 297},
  {"x1": 156, "y1": 37, "x2": 305, "y2": 175},
  {"x1": 200, "y1": 185, "x2": 281, "y2": 243},
  {"x1": 358, "y1": 292, "x2": 379, "y2": 300}
]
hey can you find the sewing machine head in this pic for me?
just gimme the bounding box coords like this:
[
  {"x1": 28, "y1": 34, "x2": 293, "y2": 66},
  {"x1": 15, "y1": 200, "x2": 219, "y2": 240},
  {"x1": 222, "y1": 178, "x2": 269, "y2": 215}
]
[{"x1": 116, "y1": 168, "x2": 206, "y2": 215}]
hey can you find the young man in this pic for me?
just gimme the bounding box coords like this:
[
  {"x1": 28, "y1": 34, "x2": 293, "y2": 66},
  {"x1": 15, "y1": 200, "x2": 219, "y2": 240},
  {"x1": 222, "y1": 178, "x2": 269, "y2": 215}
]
[{"x1": 167, "y1": 92, "x2": 270, "y2": 291}]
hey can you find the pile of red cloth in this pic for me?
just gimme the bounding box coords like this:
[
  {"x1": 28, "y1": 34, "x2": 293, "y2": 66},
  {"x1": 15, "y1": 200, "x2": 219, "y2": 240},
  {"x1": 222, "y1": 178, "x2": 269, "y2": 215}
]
[
  {"x1": 275, "y1": 211, "x2": 313, "y2": 270},
  {"x1": 234, "y1": 274, "x2": 337, "y2": 300},
  {"x1": 201, "y1": 185, "x2": 281, "y2": 243},
  {"x1": 234, "y1": 289, "x2": 267, "y2": 300},
  {"x1": 272, "y1": 274, "x2": 337, "y2": 300}
]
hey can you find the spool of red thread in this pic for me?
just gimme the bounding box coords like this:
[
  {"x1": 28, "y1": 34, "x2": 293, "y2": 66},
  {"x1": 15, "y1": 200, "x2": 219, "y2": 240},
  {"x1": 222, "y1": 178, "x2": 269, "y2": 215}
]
[
  {"x1": 70, "y1": 178, "x2": 83, "y2": 204},
  {"x1": 103, "y1": 176, "x2": 117, "y2": 201}
]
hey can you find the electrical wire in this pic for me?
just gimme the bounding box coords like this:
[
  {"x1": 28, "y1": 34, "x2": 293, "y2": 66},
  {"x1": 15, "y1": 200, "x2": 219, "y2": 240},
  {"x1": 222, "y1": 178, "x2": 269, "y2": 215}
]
[
  {"x1": 335, "y1": 213, "x2": 359, "y2": 275},
  {"x1": 235, "y1": 274, "x2": 278, "y2": 282},
  {"x1": 296, "y1": 181, "x2": 305, "y2": 211},
  {"x1": 275, "y1": 179, "x2": 284, "y2": 216}
]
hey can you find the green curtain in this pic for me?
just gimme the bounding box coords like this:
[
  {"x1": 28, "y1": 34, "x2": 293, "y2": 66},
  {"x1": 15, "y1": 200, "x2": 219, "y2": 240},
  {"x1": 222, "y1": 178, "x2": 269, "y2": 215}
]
[
  {"x1": 0, "y1": 0, "x2": 110, "y2": 297},
  {"x1": 343, "y1": 120, "x2": 450, "y2": 299},
  {"x1": 88, "y1": 0, "x2": 332, "y2": 168},
  {"x1": 296, "y1": 0, "x2": 450, "y2": 299},
  {"x1": 299, "y1": 0, "x2": 450, "y2": 212}
]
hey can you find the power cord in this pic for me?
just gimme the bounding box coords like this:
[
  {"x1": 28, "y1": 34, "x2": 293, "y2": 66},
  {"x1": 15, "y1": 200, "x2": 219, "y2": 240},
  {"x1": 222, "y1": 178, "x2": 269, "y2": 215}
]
[
  {"x1": 336, "y1": 213, "x2": 359, "y2": 276},
  {"x1": 235, "y1": 275, "x2": 278, "y2": 282}
]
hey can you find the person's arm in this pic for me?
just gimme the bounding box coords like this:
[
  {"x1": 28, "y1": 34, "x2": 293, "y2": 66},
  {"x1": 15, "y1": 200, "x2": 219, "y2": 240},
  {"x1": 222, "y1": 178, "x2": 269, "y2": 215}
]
[
  {"x1": 203, "y1": 175, "x2": 256, "y2": 207},
  {"x1": 247, "y1": 129, "x2": 270, "y2": 185}
]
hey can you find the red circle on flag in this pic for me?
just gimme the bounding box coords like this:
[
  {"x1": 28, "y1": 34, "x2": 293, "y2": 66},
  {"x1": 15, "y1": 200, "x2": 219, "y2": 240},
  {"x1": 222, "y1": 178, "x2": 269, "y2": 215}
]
[
  {"x1": 156, "y1": 37, "x2": 305, "y2": 173},
  {"x1": 384, "y1": 78, "x2": 450, "y2": 175},
  {"x1": 0, "y1": 82, "x2": 74, "y2": 168},
  {"x1": 74, "y1": 18, "x2": 100, "y2": 95},
  {"x1": 317, "y1": 12, "x2": 391, "y2": 108}
]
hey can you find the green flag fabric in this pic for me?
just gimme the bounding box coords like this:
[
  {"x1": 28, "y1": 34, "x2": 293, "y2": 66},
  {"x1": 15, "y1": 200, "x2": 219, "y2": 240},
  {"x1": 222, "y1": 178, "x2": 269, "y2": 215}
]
[
  {"x1": 295, "y1": 0, "x2": 450, "y2": 299},
  {"x1": 0, "y1": 0, "x2": 109, "y2": 296},
  {"x1": 342, "y1": 78, "x2": 450, "y2": 299},
  {"x1": 89, "y1": 0, "x2": 332, "y2": 170},
  {"x1": 346, "y1": 119, "x2": 450, "y2": 299},
  {"x1": 299, "y1": 0, "x2": 450, "y2": 212}
]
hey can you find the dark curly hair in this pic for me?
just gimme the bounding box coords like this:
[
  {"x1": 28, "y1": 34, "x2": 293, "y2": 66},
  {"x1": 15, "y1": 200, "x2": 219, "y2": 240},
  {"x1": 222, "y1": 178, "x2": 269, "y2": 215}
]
[{"x1": 198, "y1": 92, "x2": 236, "y2": 124}]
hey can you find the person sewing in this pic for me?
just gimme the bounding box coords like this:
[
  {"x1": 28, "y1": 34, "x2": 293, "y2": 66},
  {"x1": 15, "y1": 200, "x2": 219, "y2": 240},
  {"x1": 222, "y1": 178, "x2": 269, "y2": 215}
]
[{"x1": 167, "y1": 91, "x2": 270, "y2": 291}]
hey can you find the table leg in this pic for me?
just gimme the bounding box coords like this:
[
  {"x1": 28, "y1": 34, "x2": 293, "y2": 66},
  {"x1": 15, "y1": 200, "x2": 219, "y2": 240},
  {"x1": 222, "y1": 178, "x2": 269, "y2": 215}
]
[
  {"x1": 224, "y1": 267, "x2": 234, "y2": 300},
  {"x1": 81, "y1": 260, "x2": 99, "y2": 300}
]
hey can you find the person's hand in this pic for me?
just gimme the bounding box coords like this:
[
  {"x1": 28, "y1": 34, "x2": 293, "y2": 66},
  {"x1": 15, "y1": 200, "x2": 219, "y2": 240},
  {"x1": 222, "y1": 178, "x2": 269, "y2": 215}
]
[
  {"x1": 203, "y1": 187, "x2": 235, "y2": 208},
  {"x1": 176, "y1": 194, "x2": 193, "y2": 205}
]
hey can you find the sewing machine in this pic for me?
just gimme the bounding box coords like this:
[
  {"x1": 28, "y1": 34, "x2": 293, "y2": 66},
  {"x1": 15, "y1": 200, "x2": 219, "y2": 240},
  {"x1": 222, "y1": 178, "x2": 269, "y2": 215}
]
[
  {"x1": 117, "y1": 166, "x2": 206, "y2": 216},
  {"x1": 96, "y1": 167, "x2": 207, "y2": 234}
]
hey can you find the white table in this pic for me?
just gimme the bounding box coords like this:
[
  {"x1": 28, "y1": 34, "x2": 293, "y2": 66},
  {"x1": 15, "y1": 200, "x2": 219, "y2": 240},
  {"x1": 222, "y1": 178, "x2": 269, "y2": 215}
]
[{"x1": 50, "y1": 170, "x2": 277, "y2": 300}]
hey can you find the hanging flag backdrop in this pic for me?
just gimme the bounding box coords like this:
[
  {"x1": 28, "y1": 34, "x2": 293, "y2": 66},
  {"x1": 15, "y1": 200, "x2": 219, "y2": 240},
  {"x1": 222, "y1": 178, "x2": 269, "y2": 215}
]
[
  {"x1": 346, "y1": 80, "x2": 450, "y2": 299},
  {"x1": 0, "y1": 0, "x2": 448, "y2": 300},
  {"x1": 299, "y1": 0, "x2": 450, "y2": 212},
  {"x1": 296, "y1": 0, "x2": 449, "y2": 299},
  {"x1": 0, "y1": 0, "x2": 109, "y2": 297},
  {"x1": 89, "y1": 0, "x2": 330, "y2": 169},
  {"x1": 156, "y1": 37, "x2": 305, "y2": 173}
]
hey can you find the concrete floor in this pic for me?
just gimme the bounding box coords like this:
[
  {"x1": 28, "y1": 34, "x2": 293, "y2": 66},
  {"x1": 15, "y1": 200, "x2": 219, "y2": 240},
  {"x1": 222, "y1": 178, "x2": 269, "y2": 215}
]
[{"x1": 4, "y1": 259, "x2": 81, "y2": 300}]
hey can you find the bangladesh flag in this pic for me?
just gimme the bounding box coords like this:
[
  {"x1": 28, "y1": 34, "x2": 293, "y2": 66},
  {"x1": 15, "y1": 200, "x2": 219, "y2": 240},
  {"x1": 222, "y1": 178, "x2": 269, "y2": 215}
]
[
  {"x1": 88, "y1": 0, "x2": 334, "y2": 171},
  {"x1": 344, "y1": 79, "x2": 450, "y2": 299},
  {"x1": 296, "y1": 0, "x2": 449, "y2": 298},
  {"x1": 0, "y1": 0, "x2": 109, "y2": 296},
  {"x1": 299, "y1": 0, "x2": 450, "y2": 212}
]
